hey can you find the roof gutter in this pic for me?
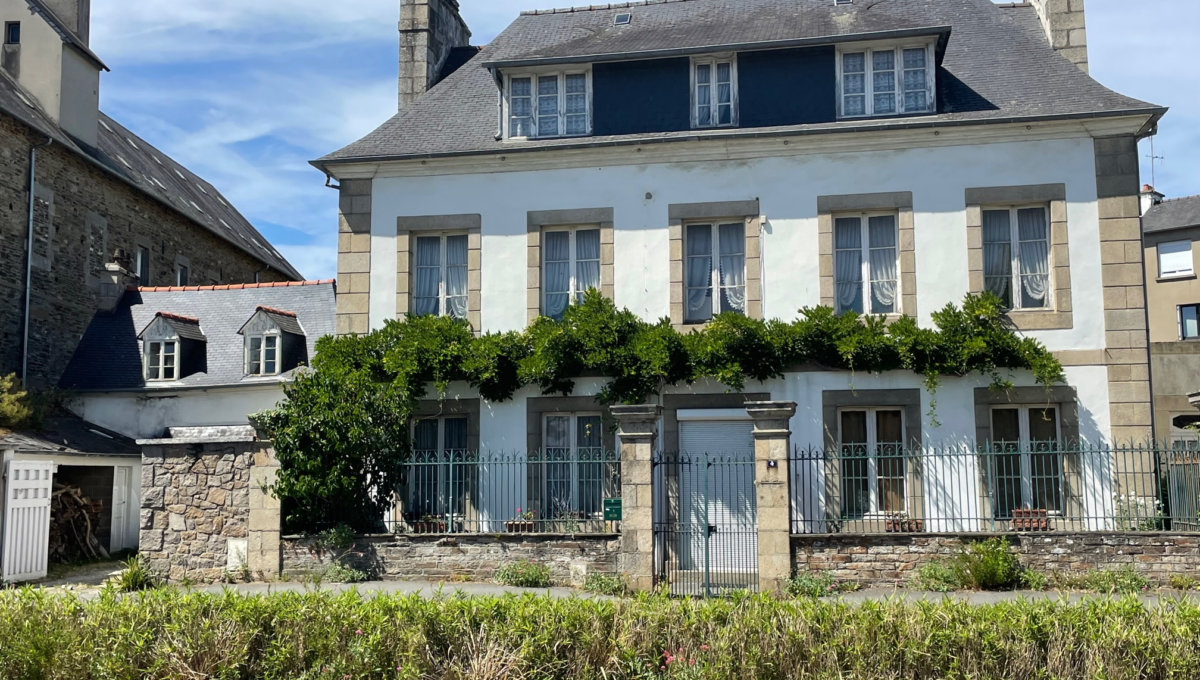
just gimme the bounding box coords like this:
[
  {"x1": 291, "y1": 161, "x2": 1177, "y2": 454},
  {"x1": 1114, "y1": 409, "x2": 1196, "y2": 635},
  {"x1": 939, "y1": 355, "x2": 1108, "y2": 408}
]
[{"x1": 21, "y1": 135, "x2": 52, "y2": 387}]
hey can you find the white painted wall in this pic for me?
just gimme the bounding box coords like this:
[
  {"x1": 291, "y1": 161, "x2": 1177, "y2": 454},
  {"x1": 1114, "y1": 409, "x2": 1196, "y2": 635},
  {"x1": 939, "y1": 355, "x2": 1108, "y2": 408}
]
[
  {"x1": 58, "y1": 45, "x2": 97, "y2": 145},
  {"x1": 68, "y1": 383, "x2": 286, "y2": 441},
  {"x1": 0, "y1": 0, "x2": 64, "y2": 119}
]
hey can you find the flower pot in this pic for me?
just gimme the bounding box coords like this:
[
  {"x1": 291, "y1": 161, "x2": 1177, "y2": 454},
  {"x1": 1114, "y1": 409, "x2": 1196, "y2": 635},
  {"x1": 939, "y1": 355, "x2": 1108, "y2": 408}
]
[
  {"x1": 885, "y1": 518, "x2": 923, "y2": 533},
  {"x1": 505, "y1": 520, "x2": 535, "y2": 533},
  {"x1": 411, "y1": 520, "x2": 447, "y2": 534},
  {"x1": 1010, "y1": 508, "x2": 1052, "y2": 532}
]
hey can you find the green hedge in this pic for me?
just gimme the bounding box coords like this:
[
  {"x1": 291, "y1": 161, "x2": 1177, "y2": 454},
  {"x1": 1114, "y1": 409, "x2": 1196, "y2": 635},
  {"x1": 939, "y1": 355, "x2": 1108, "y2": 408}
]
[{"x1": 2, "y1": 590, "x2": 1199, "y2": 679}]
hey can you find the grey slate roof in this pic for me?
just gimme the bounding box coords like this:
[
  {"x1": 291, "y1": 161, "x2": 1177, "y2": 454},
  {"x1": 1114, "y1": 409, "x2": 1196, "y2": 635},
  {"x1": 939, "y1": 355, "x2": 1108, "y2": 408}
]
[
  {"x1": 1143, "y1": 195, "x2": 1200, "y2": 235},
  {"x1": 317, "y1": 0, "x2": 1163, "y2": 167},
  {"x1": 59, "y1": 281, "x2": 336, "y2": 391},
  {"x1": 254, "y1": 308, "x2": 306, "y2": 336},
  {"x1": 0, "y1": 70, "x2": 302, "y2": 280},
  {"x1": 140, "y1": 313, "x2": 207, "y2": 342},
  {"x1": 0, "y1": 413, "x2": 138, "y2": 456}
]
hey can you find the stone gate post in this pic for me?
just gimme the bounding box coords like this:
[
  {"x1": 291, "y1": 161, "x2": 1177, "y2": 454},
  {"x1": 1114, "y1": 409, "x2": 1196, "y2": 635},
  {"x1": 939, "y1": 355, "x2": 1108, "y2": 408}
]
[
  {"x1": 611, "y1": 404, "x2": 661, "y2": 592},
  {"x1": 746, "y1": 401, "x2": 797, "y2": 594}
]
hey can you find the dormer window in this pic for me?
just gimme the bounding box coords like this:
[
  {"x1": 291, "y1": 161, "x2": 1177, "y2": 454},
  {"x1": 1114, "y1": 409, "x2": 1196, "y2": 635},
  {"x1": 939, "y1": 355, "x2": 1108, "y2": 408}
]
[
  {"x1": 238, "y1": 306, "x2": 307, "y2": 377},
  {"x1": 138, "y1": 312, "x2": 206, "y2": 382},
  {"x1": 4, "y1": 22, "x2": 19, "y2": 45},
  {"x1": 505, "y1": 70, "x2": 591, "y2": 139},
  {"x1": 837, "y1": 42, "x2": 935, "y2": 118},
  {"x1": 692, "y1": 56, "x2": 737, "y2": 128}
]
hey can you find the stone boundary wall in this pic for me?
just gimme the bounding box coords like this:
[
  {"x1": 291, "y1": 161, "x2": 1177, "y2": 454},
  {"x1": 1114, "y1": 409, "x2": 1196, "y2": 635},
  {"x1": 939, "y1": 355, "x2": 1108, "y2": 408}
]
[
  {"x1": 282, "y1": 533, "x2": 619, "y2": 586},
  {"x1": 792, "y1": 532, "x2": 1200, "y2": 585}
]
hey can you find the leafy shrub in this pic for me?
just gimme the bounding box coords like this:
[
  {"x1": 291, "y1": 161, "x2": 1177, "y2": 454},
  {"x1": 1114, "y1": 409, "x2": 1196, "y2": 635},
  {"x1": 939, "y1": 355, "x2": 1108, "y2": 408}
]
[
  {"x1": 1055, "y1": 566, "x2": 1150, "y2": 595},
  {"x1": 494, "y1": 561, "x2": 552, "y2": 588},
  {"x1": 0, "y1": 373, "x2": 32, "y2": 429},
  {"x1": 583, "y1": 573, "x2": 627, "y2": 597},
  {"x1": 1169, "y1": 574, "x2": 1199, "y2": 591},
  {"x1": 1019, "y1": 569, "x2": 1050, "y2": 591},
  {"x1": 910, "y1": 562, "x2": 965, "y2": 592},
  {"x1": 323, "y1": 563, "x2": 369, "y2": 584},
  {"x1": 112, "y1": 555, "x2": 158, "y2": 592},
  {"x1": 953, "y1": 537, "x2": 1022, "y2": 590},
  {"x1": 787, "y1": 571, "x2": 861, "y2": 598}
]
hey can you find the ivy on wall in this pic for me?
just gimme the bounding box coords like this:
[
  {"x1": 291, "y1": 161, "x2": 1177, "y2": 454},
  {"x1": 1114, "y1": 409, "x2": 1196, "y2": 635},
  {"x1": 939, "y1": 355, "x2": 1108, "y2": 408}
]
[{"x1": 258, "y1": 291, "x2": 1063, "y2": 532}]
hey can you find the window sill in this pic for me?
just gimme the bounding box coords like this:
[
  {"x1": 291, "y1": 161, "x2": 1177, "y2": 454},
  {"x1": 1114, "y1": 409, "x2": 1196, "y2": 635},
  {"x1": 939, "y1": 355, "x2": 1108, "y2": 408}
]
[
  {"x1": 1002, "y1": 308, "x2": 1073, "y2": 331},
  {"x1": 1157, "y1": 274, "x2": 1197, "y2": 282},
  {"x1": 504, "y1": 133, "x2": 591, "y2": 142}
]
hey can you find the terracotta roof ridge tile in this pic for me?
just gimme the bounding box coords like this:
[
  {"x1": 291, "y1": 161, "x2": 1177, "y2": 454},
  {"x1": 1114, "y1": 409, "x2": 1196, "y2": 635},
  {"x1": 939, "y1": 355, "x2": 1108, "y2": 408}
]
[
  {"x1": 134, "y1": 279, "x2": 334, "y2": 293},
  {"x1": 256, "y1": 305, "x2": 299, "y2": 318},
  {"x1": 156, "y1": 311, "x2": 200, "y2": 324},
  {"x1": 521, "y1": 0, "x2": 697, "y2": 16}
]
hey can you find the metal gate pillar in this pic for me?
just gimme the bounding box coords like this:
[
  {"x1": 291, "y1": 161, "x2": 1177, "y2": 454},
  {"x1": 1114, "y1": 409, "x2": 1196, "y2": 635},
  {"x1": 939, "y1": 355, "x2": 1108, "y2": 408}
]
[
  {"x1": 747, "y1": 401, "x2": 796, "y2": 594},
  {"x1": 612, "y1": 404, "x2": 661, "y2": 592}
]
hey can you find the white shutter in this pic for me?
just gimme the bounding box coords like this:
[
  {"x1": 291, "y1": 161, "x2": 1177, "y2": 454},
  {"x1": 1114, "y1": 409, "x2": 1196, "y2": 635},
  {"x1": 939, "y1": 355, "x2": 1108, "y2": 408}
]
[
  {"x1": 678, "y1": 420, "x2": 753, "y2": 455},
  {"x1": 1159, "y1": 241, "x2": 1194, "y2": 277},
  {"x1": 2, "y1": 459, "x2": 54, "y2": 583},
  {"x1": 678, "y1": 420, "x2": 756, "y2": 575}
]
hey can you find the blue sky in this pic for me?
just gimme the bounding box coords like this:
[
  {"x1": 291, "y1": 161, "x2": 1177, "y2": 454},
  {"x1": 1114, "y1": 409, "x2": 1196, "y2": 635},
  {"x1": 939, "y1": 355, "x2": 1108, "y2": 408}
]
[{"x1": 90, "y1": 1, "x2": 1199, "y2": 281}]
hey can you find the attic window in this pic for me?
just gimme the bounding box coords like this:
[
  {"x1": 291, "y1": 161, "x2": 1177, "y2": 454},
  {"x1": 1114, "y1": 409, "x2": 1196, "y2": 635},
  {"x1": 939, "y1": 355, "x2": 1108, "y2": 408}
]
[
  {"x1": 837, "y1": 41, "x2": 935, "y2": 118},
  {"x1": 614, "y1": 13, "x2": 631, "y2": 25},
  {"x1": 238, "y1": 306, "x2": 307, "y2": 377},
  {"x1": 246, "y1": 333, "x2": 279, "y2": 375},
  {"x1": 139, "y1": 312, "x2": 206, "y2": 382},
  {"x1": 145, "y1": 340, "x2": 177, "y2": 381},
  {"x1": 834, "y1": 0, "x2": 852, "y2": 5},
  {"x1": 4, "y1": 22, "x2": 19, "y2": 45},
  {"x1": 506, "y1": 70, "x2": 592, "y2": 139}
]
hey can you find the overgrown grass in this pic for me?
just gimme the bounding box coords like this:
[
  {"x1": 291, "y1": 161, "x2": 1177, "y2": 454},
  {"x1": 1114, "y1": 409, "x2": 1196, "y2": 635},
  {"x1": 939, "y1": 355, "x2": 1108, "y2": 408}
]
[
  {"x1": 787, "y1": 571, "x2": 861, "y2": 598},
  {"x1": 1052, "y1": 566, "x2": 1152, "y2": 595},
  {"x1": 1, "y1": 590, "x2": 1200, "y2": 679},
  {"x1": 112, "y1": 555, "x2": 158, "y2": 592},
  {"x1": 583, "y1": 573, "x2": 628, "y2": 597},
  {"x1": 908, "y1": 538, "x2": 1032, "y2": 592},
  {"x1": 494, "y1": 561, "x2": 552, "y2": 588}
]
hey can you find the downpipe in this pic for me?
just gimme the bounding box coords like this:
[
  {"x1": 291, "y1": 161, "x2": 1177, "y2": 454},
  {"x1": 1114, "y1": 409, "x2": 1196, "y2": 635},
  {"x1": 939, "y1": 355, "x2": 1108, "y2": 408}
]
[{"x1": 21, "y1": 136, "x2": 52, "y2": 387}]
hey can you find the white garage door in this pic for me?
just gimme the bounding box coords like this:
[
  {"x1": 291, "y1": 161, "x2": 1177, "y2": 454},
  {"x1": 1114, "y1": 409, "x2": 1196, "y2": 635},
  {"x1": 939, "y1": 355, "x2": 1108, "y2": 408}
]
[{"x1": 678, "y1": 419, "x2": 756, "y2": 576}]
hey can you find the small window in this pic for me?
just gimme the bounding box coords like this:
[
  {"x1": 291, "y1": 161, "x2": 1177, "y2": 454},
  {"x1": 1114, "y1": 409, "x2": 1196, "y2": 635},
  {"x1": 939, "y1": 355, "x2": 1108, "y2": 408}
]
[
  {"x1": 1180, "y1": 304, "x2": 1200, "y2": 340},
  {"x1": 145, "y1": 340, "x2": 177, "y2": 381},
  {"x1": 834, "y1": 212, "x2": 899, "y2": 315},
  {"x1": 4, "y1": 22, "x2": 19, "y2": 45},
  {"x1": 684, "y1": 221, "x2": 746, "y2": 323},
  {"x1": 692, "y1": 57, "x2": 737, "y2": 128},
  {"x1": 507, "y1": 71, "x2": 590, "y2": 139},
  {"x1": 981, "y1": 206, "x2": 1051, "y2": 310},
  {"x1": 1158, "y1": 240, "x2": 1193, "y2": 278},
  {"x1": 412, "y1": 233, "x2": 469, "y2": 319},
  {"x1": 613, "y1": 13, "x2": 631, "y2": 25},
  {"x1": 246, "y1": 334, "x2": 279, "y2": 376},
  {"x1": 176, "y1": 264, "x2": 189, "y2": 286},
  {"x1": 839, "y1": 44, "x2": 934, "y2": 118},
  {"x1": 542, "y1": 226, "x2": 601, "y2": 320},
  {"x1": 135, "y1": 246, "x2": 151, "y2": 284}
]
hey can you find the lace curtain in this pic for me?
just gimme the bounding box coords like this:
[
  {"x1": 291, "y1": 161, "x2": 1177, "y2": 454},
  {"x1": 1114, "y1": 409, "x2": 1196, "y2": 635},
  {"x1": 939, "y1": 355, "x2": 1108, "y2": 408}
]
[
  {"x1": 575, "y1": 229, "x2": 601, "y2": 301},
  {"x1": 543, "y1": 231, "x2": 571, "y2": 320},
  {"x1": 1017, "y1": 208, "x2": 1049, "y2": 308},
  {"x1": 867, "y1": 215, "x2": 897, "y2": 313},
  {"x1": 445, "y1": 235, "x2": 468, "y2": 319},
  {"x1": 982, "y1": 210, "x2": 1013, "y2": 305},
  {"x1": 718, "y1": 223, "x2": 745, "y2": 313},
  {"x1": 413, "y1": 237, "x2": 442, "y2": 316},
  {"x1": 834, "y1": 218, "x2": 863, "y2": 313},
  {"x1": 686, "y1": 225, "x2": 714, "y2": 321}
]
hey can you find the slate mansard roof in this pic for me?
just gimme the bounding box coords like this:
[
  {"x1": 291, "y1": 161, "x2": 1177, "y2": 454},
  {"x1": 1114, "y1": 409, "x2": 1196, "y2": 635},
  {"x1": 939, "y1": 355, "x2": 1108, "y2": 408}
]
[
  {"x1": 317, "y1": 0, "x2": 1163, "y2": 167},
  {"x1": 0, "y1": 70, "x2": 302, "y2": 280},
  {"x1": 1143, "y1": 195, "x2": 1200, "y2": 235},
  {"x1": 60, "y1": 281, "x2": 336, "y2": 391}
]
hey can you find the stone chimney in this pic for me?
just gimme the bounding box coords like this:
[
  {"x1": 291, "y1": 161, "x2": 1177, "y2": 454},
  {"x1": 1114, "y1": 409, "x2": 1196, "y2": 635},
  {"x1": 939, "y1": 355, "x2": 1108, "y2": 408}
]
[
  {"x1": 42, "y1": 0, "x2": 90, "y2": 45},
  {"x1": 398, "y1": 0, "x2": 471, "y2": 111},
  {"x1": 97, "y1": 251, "x2": 137, "y2": 312},
  {"x1": 1028, "y1": 0, "x2": 1088, "y2": 74},
  {"x1": 1140, "y1": 184, "x2": 1165, "y2": 216}
]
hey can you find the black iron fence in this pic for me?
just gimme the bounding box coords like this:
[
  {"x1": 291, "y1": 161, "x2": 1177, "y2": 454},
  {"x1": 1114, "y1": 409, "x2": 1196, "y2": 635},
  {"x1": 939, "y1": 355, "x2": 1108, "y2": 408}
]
[
  {"x1": 790, "y1": 443, "x2": 1200, "y2": 535},
  {"x1": 388, "y1": 450, "x2": 621, "y2": 534}
]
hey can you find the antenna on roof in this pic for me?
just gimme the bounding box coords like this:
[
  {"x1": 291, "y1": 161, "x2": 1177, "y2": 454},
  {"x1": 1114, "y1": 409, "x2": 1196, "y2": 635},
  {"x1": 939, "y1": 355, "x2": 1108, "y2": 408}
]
[{"x1": 1146, "y1": 135, "x2": 1164, "y2": 187}]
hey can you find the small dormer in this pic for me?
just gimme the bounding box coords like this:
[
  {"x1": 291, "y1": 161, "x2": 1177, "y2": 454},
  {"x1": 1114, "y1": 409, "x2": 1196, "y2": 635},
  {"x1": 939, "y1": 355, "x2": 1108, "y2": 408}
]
[
  {"x1": 137, "y1": 312, "x2": 206, "y2": 382},
  {"x1": 237, "y1": 306, "x2": 308, "y2": 377}
]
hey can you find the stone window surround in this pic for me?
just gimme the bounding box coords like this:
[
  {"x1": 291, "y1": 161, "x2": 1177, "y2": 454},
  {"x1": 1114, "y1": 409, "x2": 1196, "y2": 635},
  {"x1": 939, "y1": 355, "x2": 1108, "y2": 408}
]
[
  {"x1": 819, "y1": 389, "x2": 925, "y2": 524},
  {"x1": 412, "y1": 398, "x2": 482, "y2": 453},
  {"x1": 965, "y1": 183, "x2": 1072, "y2": 331},
  {"x1": 668, "y1": 200, "x2": 763, "y2": 329},
  {"x1": 526, "y1": 208, "x2": 616, "y2": 325},
  {"x1": 396, "y1": 214, "x2": 482, "y2": 332},
  {"x1": 818, "y1": 191, "x2": 917, "y2": 318},
  {"x1": 525, "y1": 395, "x2": 616, "y2": 453}
]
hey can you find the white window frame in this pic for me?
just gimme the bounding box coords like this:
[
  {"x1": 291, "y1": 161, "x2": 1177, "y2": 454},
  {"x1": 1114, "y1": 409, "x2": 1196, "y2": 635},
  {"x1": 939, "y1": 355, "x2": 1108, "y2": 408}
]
[
  {"x1": 245, "y1": 332, "x2": 280, "y2": 376},
  {"x1": 411, "y1": 232, "x2": 469, "y2": 320},
  {"x1": 833, "y1": 211, "x2": 901, "y2": 315},
  {"x1": 690, "y1": 54, "x2": 738, "y2": 129},
  {"x1": 837, "y1": 407, "x2": 906, "y2": 517},
  {"x1": 542, "y1": 412, "x2": 605, "y2": 516},
  {"x1": 1158, "y1": 240, "x2": 1194, "y2": 279},
  {"x1": 989, "y1": 405, "x2": 1063, "y2": 515},
  {"x1": 683, "y1": 220, "x2": 747, "y2": 324},
  {"x1": 135, "y1": 245, "x2": 151, "y2": 284},
  {"x1": 504, "y1": 68, "x2": 593, "y2": 140},
  {"x1": 541, "y1": 225, "x2": 601, "y2": 319},
  {"x1": 836, "y1": 41, "x2": 936, "y2": 119},
  {"x1": 144, "y1": 339, "x2": 177, "y2": 381},
  {"x1": 982, "y1": 204, "x2": 1053, "y2": 311},
  {"x1": 1179, "y1": 303, "x2": 1200, "y2": 340},
  {"x1": 175, "y1": 260, "x2": 189, "y2": 286}
]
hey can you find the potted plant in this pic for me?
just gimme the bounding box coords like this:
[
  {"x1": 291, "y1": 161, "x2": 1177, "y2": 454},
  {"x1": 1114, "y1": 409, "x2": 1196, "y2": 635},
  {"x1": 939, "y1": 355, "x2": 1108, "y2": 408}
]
[
  {"x1": 504, "y1": 508, "x2": 536, "y2": 533},
  {"x1": 1010, "y1": 508, "x2": 1052, "y2": 532},
  {"x1": 409, "y1": 514, "x2": 447, "y2": 534},
  {"x1": 884, "y1": 511, "x2": 923, "y2": 533}
]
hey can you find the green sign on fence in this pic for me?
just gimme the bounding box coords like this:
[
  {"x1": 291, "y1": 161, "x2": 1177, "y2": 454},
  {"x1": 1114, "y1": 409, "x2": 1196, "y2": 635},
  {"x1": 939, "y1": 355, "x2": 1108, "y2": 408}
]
[{"x1": 603, "y1": 498, "x2": 622, "y2": 521}]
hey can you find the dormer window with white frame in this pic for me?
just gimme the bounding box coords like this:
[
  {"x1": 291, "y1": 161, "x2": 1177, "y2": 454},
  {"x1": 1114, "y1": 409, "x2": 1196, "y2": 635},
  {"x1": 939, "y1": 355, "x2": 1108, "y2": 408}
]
[
  {"x1": 138, "y1": 312, "x2": 206, "y2": 383},
  {"x1": 246, "y1": 332, "x2": 279, "y2": 376},
  {"x1": 238, "y1": 306, "x2": 307, "y2": 378},
  {"x1": 506, "y1": 69, "x2": 591, "y2": 139},
  {"x1": 837, "y1": 42, "x2": 935, "y2": 118},
  {"x1": 145, "y1": 339, "x2": 177, "y2": 381},
  {"x1": 691, "y1": 55, "x2": 737, "y2": 128}
]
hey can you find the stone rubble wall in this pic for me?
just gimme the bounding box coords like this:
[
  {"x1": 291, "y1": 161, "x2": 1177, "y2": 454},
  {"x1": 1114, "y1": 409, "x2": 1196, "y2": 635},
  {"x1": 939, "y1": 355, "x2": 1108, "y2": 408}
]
[
  {"x1": 793, "y1": 532, "x2": 1200, "y2": 585},
  {"x1": 282, "y1": 533, "x2": 619, "y2": 586}
]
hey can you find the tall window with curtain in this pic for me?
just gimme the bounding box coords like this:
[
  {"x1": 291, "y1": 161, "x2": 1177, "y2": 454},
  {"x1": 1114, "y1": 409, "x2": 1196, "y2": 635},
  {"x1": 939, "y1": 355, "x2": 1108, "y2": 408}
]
[
  {"x1": 838, "y1": 408, "x2": 906, "y2": 519},
  {"x1": 542, "y1": 413, "x2": 605, "y2": 519},
  {"x1": 412, "y1": 233, "x2": 469, "y2": 319},
  {"x1": 410, "y1": 416, "x2": 470, "y2": 519},
  {"x1": 834, "y1": 213, "x2": 898, "y2": 315},
  {"x1": 982, "y1": 206, "x2": 1050, "y2": 309},
  {"x1": 542, "y1": 227, "x2": 601, "y2": 320},
  {"x1": 693, "y1": 56, "x2": 736, "y2": 128},
  {"x1": 684, "y1": 221, "x2": 746, "y2": 323},
  {"x1": 988, "y1": 406, "x2": 1062, "y2": 520}
]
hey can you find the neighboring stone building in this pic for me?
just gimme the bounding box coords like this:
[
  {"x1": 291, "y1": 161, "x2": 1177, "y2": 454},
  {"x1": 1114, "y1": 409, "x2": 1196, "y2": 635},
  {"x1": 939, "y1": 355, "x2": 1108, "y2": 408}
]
[
  {"x1": 1141, "y1": 191, "x2": 1200, "y2": 444},
  {"x1": 0, "y1": 0, "x2": 302, "y2": 389}
]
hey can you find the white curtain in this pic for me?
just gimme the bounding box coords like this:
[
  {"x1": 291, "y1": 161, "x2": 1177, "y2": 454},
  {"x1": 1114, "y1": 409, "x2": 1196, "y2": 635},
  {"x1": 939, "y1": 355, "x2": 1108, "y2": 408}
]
[
  {"x1": 834, "y1": 218, "x2": 863, "y2": 313},
  {"x1": 443, "y1": 417, "x2": 468, "y2": 452},
  {"x1": 544, "y1": 231, "x2": 571, "y2": 319},
  {"x1": 1017, "y1": 208, "x2": 1049, "y2": 308},
  {"x1": 718, "y1": 223, "x2": 746, "y2": 313},
  {"x1": 981, "y1": 210, "x2": 1013, "y2": 305},
  {"x1": 445, "y1": 235, "x2": 469, "y2": 319},
  {"x1": 686, "y1": 225, "x2": 713, "y2": 321},
  {"x1": 868, "y1": 215, "x2": 897, "y2": 313},
  {"x1": 575, "y1": 229, "x2": 601, "y2": 301},
  {"x1": 413, "y1": 236, "x2": 441, "y2": 316}
]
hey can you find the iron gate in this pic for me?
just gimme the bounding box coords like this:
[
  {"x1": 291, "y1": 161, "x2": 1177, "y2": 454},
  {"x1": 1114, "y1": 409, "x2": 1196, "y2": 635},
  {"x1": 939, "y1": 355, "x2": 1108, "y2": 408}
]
[{"x1": 652, "y1": 451, "x2": 758, "y2": 596}]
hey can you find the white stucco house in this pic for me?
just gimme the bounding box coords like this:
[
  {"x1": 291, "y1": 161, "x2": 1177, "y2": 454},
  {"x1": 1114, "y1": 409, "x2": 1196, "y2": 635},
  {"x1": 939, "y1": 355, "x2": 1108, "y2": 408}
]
[{"x1": 311, "y1": 0, "x2": 1165, "y2": 554}]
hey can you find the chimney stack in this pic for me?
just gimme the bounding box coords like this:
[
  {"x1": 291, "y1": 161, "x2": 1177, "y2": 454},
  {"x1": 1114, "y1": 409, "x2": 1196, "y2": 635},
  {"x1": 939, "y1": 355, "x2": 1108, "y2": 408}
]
[
  {"x1": 97, "y1": 252, "x2": 137, "y2": 312},
  {"x1": 1140, "y1": 184, "x2": 1165, "y2": 216},
  {"x1": 1028, "y1": 0, "x2": 1088, "y2": 73},
  {"x1": 41, "y1": 0, "x2": 90, "y2": 45},
  {"x1": 398, "y1": 0, "x2": 471, "y2": 111}
]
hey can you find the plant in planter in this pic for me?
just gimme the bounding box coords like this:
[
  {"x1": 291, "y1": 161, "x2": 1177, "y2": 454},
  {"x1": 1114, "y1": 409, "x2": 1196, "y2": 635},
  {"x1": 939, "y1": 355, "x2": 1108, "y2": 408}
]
[
  {"x1": 409, "y1": 514, "x2": 448, "y2": 534},
  {"x1": 505, "y1": 508, "x2": 536, "y2": 533},
  {"x1": 884, "y1": 511, "x2": 923, "y2": 533},
  {"x1": 1009, "y1": 508, "x2": 1052, "y2": 532}
]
